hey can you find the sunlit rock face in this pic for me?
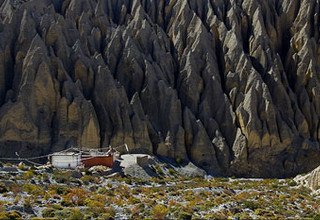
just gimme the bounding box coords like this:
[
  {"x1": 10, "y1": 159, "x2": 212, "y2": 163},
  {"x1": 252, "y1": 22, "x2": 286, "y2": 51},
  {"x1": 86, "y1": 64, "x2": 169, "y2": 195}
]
[
  {"x1": 0, "y1": 0, "x2": 319, "y2": 177},
  {"x1": 295, "y1": 165, "x2": 320, "y2": 191}
]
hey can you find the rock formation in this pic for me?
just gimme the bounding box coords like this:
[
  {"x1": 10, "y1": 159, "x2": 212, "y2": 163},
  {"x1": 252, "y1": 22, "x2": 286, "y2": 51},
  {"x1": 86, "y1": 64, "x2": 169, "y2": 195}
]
[
  {"x1": 0, "y1": 0, "x2": 319, "y2": 177},
  {"x1": 294, "y1": 165, "x2": 320, "y2": 192}
]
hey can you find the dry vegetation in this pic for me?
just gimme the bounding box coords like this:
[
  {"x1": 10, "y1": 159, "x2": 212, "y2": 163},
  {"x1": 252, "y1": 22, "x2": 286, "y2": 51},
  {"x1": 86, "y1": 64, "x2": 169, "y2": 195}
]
[{"x1": 0, "y1": 163, "x2": 319, "y2": 219}]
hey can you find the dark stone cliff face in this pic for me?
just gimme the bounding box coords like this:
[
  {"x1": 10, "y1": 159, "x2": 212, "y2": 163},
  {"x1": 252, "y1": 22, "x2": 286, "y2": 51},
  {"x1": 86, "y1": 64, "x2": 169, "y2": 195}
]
[{"x1": 0, "y1": 0, "x2": 319, "y2": 177}]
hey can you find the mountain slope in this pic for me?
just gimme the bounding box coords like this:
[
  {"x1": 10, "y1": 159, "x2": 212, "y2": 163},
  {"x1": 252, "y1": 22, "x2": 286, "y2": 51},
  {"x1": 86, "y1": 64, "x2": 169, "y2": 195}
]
[{"x1": 0, "y1": 0, "x2": 319, "y2": 177}]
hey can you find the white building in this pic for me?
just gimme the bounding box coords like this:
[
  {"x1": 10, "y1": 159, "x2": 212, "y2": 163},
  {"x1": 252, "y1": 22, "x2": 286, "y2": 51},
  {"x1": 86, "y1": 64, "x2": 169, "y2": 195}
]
[{"x1": 50, "y1": 152, "x2": 81, "y2": 169}]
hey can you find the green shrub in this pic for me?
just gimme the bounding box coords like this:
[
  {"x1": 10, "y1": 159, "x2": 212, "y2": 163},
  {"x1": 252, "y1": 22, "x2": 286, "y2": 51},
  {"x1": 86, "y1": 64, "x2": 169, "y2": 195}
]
[
  {"x1": 0, "y1": 211, "x2": 22, "y2": 220},
  {"x1": 22, "y1": 170, "x2": 36, "y2": 179},
  {"x1": 0, "y1": 183, "x2": 8, "y2": 193},
  {"x1": 175, "y1": 157, "x2": 182, "y2": 165},
  {"x1": 151, "y1": 204, "x2": 168, "y2": 219},
  {"x1": 100, "y1": 207, "x2": 116, "y2": 219},
  {"x1": 0, "y1": 202, "x2": 6, "y2": 212},
  {"x1": 85, "y1": 199, "x2": 106, "y2": 216},
  {"x1": 23, "y1": 197, "x2": 33, "y2": 212},
  {"x1": 154, "y1": 165, "x2": 164, "y2": 176},
  {"x1": 80, "y1": 175, "x2": 99, "y2": 185},
  {"x1": 42, "y1": 208, "x2": 56, "y2": 218},
  {"x1": 0, "y1": 212, "x2": 8, "y2": 220},
  {"x1": 17, "y1": 163, "x2": 28, "y2": 171},
  {"x1": 168, "y1": 168, "x2": 176, "y2": 176},
  {"x1": 97, "y1": 187, "x2": 108, "y2": 194},
  {"x1": 237, "y1": 212, "x2": 252, "y2": 219},
  {"x1": 288, "y1": 180, "x2": 297, "y2": 187},
  {"x1": 178, "y1": 211, "x2": 192, "y2": 220},
  {"x1": 53, "y1": 171, "x2": 72, "y2": 183},
  {"x1": 55, "y1": 208, "x2": 84, "y2": 220},
  {"x1": 67, "y1": 208, "x2": 84, "y2": 220},
  {"x1": 100, "y1": 213, "x2": 114, "y2": 220},
  {"x1": 127, "y1": 196, "x2": 141, "y2": 205},
  {"x1": 63, "y1": 188, "x2": 87, "y2": 206},
  {"x1": 54, "y1": 185, "x2": 70, "y2": 195},
  {"x1": 50, "y1": 204, "x2": 63, "y2": 210},
  {"x1": 314, "y1": 214, "x2": 320, "y2": 220},
  {"x1": 61, "y1": 200, "x2": 72, "y2": 207},
  {"x1": 254, "y1": 208, "x2": 274, "y2": 217},
  {"x1": 31, "y1": 217, "x2": 55, "y2": 220},
  {"x1": 243, "y1": 200, "x2": 259, "y2": 210},
  {"x1": 41, "y1": 173, "x2": 50, "y2": 183},
  {"x1": 124, "y1": 178, "x2": 132, "y2": 185},
  {"x1": 215, "y1": 178, "x2": 229, "y2": 182},
  {"x1": 22, "y1": 184, "x2": 43, "y2": 197}
]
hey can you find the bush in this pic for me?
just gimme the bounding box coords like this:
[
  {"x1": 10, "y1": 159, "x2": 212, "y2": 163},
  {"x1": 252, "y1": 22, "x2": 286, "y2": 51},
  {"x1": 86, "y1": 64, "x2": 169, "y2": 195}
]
[
  {"x1": 22, "y1": 170, "x2": 36, "y2": 179},
  {"x1": 17, "y1": 163, "x2": 28, "y2": 171},
  {"x1": 124, "y1": 178, "x2": 132, "y2": 185},
  {"x1": 130, "y1": 205, "x2": 143, "y2": 218},
  {"x1": 127, "y1": 196, "x2": 141, "y2": 205},
  {"x1": 0, "y1": 211, "x2": 22, "y2": 220},
  {"x1": 31, "y1": 218, "x2": 52, "y2": 220},
  {"x1": 178, "y1": 211, "x2": 192, "y2": 220},
  {"x1": 50, "y1": 204, "x2": 63, "y2": 210},
  {"x1": 55, "y1": 208, "x2": 84, "y2": 220},
  {"x1": 41, "y1": 173, "x2": 50, "y2": 183},
  {"x1": 154, "y1": 165, "x2": 165, "y2": 176},
  {"x1": 314, "y1": 214, "x2": 320, "y2": 220},
  {"x1": 215, "y1": 178, "x2": 229, "y2": 182},
  {"x1": 0, "y1": 183, "x2": 8, "y2": 193},
  {"x1": 23, "y1": 197, "x2": 33, "y2": 213},
  {"x1": 175, "y1": 157, "x2": 182, "y2": 165},
  {"x1": 151, "y1": 204, "x2": 168, "y2": 219},
  {"x1": 91, "y1": 194, "x2": 108, "y2": 204},
  {"x1": 54, "y1": 185, "x2": 70, "y2": 195},
  {"x1": 42, "y1": 208, "x2": 56, "y2": 218},
  {"x1": 100, "y1": 213, "x2": 115, "y2": 220},
  {"x1": 53, "y1": 171, "x2": 72, "y2": 184},
  {"x1": 67, "y1": 208, "x2": 84, "y2": 220},
  {"x1": 0, "y1": 212, "x2": 8, "y2": 219},
  {"x1": 0, "y1": 202, "x2": 6, "y2": 212},
  {"x1": 168, "y1": 168, "x2": 176, "y2": 176},
  {"x1": 85, "y1": 199, "x2": 105, "y2": 216},
  {"x1": 63, "y1": 188, "x2": 87, "y2": 206},
  {"x1": 22, "y1": 184, "x2": 43, "y2": 197},
  {"x1": 288, "y1": 180, "x2": 297, "y2": 187},
  {"x1": 97, "y1": 187, "x2": 108, "y2": 194},
  {"x1": 254, "y1": 208, "x2": 274, "y2": 217},
  {"x1": 80, "y1": 175, "x2": 99, "y2": 185},
  {"x1": 243, "y1": 200, "x2": 259, "y2": 210},
  {"x1": 100, "y1": 207, "x2": 116, "y2": 219}
]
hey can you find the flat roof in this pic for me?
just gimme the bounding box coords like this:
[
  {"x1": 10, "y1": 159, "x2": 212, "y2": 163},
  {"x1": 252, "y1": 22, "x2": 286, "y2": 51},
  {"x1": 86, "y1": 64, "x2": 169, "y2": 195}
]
[{"x1": 51, "y1": 152, "x2": 80, "y2": 156}]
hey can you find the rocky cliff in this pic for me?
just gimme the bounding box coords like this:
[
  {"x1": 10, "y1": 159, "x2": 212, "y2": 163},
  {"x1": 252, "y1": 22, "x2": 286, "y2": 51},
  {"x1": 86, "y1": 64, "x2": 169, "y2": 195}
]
[
  {"x1": 295, "y1": 165, "x2": 320, "y2": 192},
  {"x1": 0, "y1": 0, "x2": 319, "y2": 177}
]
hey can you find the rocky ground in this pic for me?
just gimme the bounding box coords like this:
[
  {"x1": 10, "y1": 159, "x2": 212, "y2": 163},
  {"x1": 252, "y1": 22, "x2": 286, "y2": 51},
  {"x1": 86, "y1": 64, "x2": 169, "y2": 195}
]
[
  {"x1": 0, "y1": 160, "x2": 319, "y2": 219},
  {"x1": 0, "y1": 0, "x2": 320, "y2": 178}
]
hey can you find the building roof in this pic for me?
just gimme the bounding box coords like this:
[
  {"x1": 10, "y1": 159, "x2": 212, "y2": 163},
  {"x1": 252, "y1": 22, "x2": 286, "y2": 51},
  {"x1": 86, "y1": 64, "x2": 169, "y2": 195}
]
[{"x1": 51, "y1": 152, "x2": 80, "y2": 156}]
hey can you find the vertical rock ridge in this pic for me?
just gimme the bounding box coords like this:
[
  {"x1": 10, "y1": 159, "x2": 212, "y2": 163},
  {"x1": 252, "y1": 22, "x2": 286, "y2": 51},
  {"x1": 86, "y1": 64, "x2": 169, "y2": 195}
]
[{"x1": 0, "y1": 0, "x2": 319, "y2": 177}]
